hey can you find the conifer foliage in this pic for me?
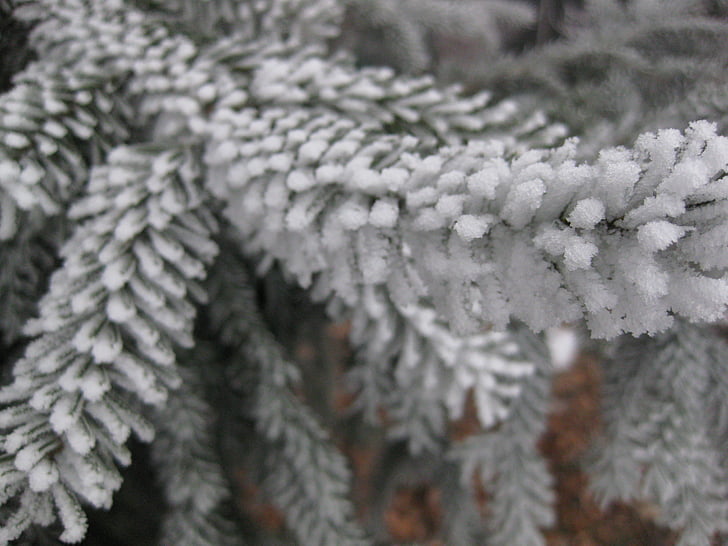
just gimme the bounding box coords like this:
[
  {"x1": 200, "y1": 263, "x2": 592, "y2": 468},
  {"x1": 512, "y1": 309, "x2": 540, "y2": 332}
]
[{"x1": 0, "y1": 0, "x2": 727, "y2": 544}]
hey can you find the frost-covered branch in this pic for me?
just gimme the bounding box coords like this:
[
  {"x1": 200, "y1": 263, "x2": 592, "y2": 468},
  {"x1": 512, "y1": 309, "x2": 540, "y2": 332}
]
[
  {"x1": 204, "y1": 243, "x2": 368, "y2": 546},
  {"x1": 339, "y1": 0, "x2": 536, "y2": 76},
  {"x1": 207, "y1": 109, "x2": 728, "y2": 339},
  {"x1": 2, "y1": 1, "x2": 728, "y2": 544},
  {"x1": 0, "y1": 60, "x2": 129, "y2": 238},
  {"x1": 345, "y1": 294, "x2": 533, "y2": 453},
  {"x1": 151, "y1": 355, "x2": 242, "y2": 546},
  {"x1": 0, "y1": 144, "x2": 217, "y2": 542},
  {"x1": 213, "y1": 36, "x2": 563, "y2": 147},
  {"x1": 0, "y1": 229, "x2": 56, "y2": 345},
  {"x1": 453, "y1": 326, "x2": 555, "y2": 546},
  {"x1": 588, "y1": 321, "x2": 728, "y2": 546},
  {"x1": 0, "y1": 0, "x2": 217, "y2": 244},
  {"x1": 132, "y1": 0, "x2": 343, "y2": 43}
]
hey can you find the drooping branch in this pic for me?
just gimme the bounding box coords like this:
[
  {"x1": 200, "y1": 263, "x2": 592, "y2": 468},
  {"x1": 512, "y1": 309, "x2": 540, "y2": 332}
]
[{"x1": 0, "y1": 144, "x2": 218, "y2": 542}]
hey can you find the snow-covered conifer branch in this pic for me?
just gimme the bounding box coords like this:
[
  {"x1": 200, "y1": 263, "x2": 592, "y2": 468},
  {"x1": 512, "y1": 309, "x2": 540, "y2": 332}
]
[
  {"x1": 151, "y1": 355, "x2": 242, "y2": 546},
  {"x1": 588, "y1": 321, "x2": 728, "y2": 546},
  {"x1": 204, "y1": 243, "x2": 368, "y2": 546},
  {"x1": 134, "y1": 0, "x2": 343, "y2": 44},
  {"x1": 0, "y1": 144, "x2": 218, "y2": 543},
  {"x1": 208, "y1": 104, "x2": 728, "y2": 340},
  {"x1": 339, "y1": 0, "x2": 536, "y2": 76},
  {"x1": 0, "y1": 0, "x2": 224, "y2": 368},
  {"x1": 0, "y1": 60, "x2": 129, "y2": 238},
  {"x1": 13, "y1": 0, "x2": 232, "y2": 141},
  {"x1": 0, "y1": 0, "x2": 220, "y2": 248},
  {"x1": 202, "y1": 102, "x2": 540, "y2": 438},
  {"x1": 0, "y1": 30, "x2": 133, "y2": 343},
  {"x1": 1, "y1": 0, "x2": 728, "y2": 543},
  {"x1": 345, "y1": 295, "x2": 534, "y2": 453},
  {"x1": 452, "y1": 325, "x2": 555, "y2": 546},
  {"x1": 214, "y1": 36, "x2": 564, "y2": 147},
  {"x1": 471, "y1": 0, "x2": 728, "y2": 152},
  {"x1": 0, "y1": 230, "x2": 56, "y2": 345}
]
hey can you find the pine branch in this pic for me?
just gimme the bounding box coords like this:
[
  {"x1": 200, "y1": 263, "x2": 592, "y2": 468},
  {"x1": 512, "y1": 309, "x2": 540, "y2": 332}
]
[
  {"x1": 468, "y1": 0, "x2": 728, "y2": 150},
  {"x1": 209, "y1": 35, "x2": 565, "y2": 148},
  {"x1": 10, "y1": 2, "x2": 562, "y2": 443},
  {"x1": 12, "y1": 0, "x2": 233, "y2": 144},
  {"x1": 0, "y1": 57, "x2": 129, "y2": 239},
  {"x1": 0, "y1": 144, "x2": 218, "y2": 543},
  {"x1": 205, "y1": 104, "x2": 728, "y2": 339},
  {"x1": 0, "y1": 227, "x2": 57, "y2": 345},
  {"x1": 150, "y1": 351, "x2": 243, "y2": 546},
  {"x1": 195, "y1": 36, "x2": 561, "y2": 444},
  {"x1": 588, "y1": 321, "x2": 728, "y2": 545},
  {"x1": 131, "y1": 0, "x2": 343, "y2": 44},
  {"x1": 204, "y1": 241, "x2": 368, "y2": 546},
  {"x1": 452, "y1": 325, "x2": 555, "y2": 546},
  {"x1": 363, "y1": 445, "x2": 483, "y2": 544},
  {"x1": 131, "y1": 0, "x2": 248, "y2": 37},
  {"x1": 0, "y1": 0, "x2": 222, "y2": 246},
  {"x1": 346, "y1": 296, "x2": 533, "y2": 453},
  {"x1": 2, "y1": 2, "x2": 728, "y2": 544},
  {"x1": 338, "y1": 0, "x2": 536, "y2": 76}
]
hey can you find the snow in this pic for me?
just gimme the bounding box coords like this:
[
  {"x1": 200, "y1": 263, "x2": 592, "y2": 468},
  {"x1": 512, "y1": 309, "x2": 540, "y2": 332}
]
[
  {"x1": 263, "y1": 179, "x2": 289, "y2": 209},
  {"x1": 19, "y1": 163, "x2": 44, "y2": 185},
  {"x1": 563, "y1": 240, "x2": 598, "y2": 271},
  {"x1": 28, "y1": 460, "x2": 59, "y2": 492},
  {"x1": 545, "y1": 327, "x2": 579, "y2": 370},
  {"x1": 350, "y1": 168, "x2": 384, "y2": 193},
  {"x1": 0, "y1": 160, "x2": 21, "y2": 180},
  {"x1": 637, "y1": 220, "x2": 688, "y2": 252},
  {"x1": 437, "y1": 170, "x2": 466, "y2": 191},
  {"x1": 467, "y1": 164, "x2": 501, "y2": 199},
  {"x1": 412, "y1": 208, "x2": 445, "y2": 231},
  {"x1": 50, "y1": 396, "x2": 81, "y2": 433},
  {"x1": 66, "y1": 423, "x2": 95, "y2": 455},
  {"x1": 53, "y1": 484, "x2": 88, "y2": 543},
  {"x1": 369, "y1": 198, "x2": 399, "y2": 228},
  {"x1": 501, "y1": 179, "x2": 545, "y2": 229},
  {"x1": 454, "y1": 214, "x2": 491, "y2": 241},
  {"x1": 568, "y1": 198, "x2": 605, "y2": 230},
  {"x1": 4, "y1": 132, "x2": 30, "y2": 149},
  {"x1": 406, "y1": 186, "x2": 438, "y2": 208},
  {"x1": 298, "y1": 139, "x2": 329, "y2": 163},
  {"x1": 380, "y1": 167, "x2": 409, "y2": 191},
  {"x1": 315, "y1": 164, "x2": 344, "y2": 184},
  {"x1": 101, "y1": 255, "x2": 136, "y2": 291},
  {"x1": 114, "y1": 207, "x2": 148, "y2": 242},
  {"x1": 658, "y1": 159, "x2": 709, "y2": 198},
  {"x1": 106, "y1": 292, "x2": 136, "y2": 323},
  {"x1": 337, "y1": 198, "x2": 369, "y2": 230},
  {"x1": 269, "y1": 153, "x2": 293, "y2": 172},
  {"x1": 90, "y1": 324, "x2": 123, "y2": 364},
  {"x1": 287, "y1": 170, "x2": 316, "y2": 192}
]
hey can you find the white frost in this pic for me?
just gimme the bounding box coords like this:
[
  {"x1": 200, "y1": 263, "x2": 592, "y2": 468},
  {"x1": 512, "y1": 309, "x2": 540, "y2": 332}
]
[{"x1": 567, "y1": 198, "x2": 605, "y2": 230}]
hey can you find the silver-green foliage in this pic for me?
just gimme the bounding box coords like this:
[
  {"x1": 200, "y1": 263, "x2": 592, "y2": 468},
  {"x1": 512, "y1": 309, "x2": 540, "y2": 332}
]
[
  {"x1": 151, "y1": 354, "x2": 243, "y2": 546},
  {"x1": 0, "y1": 0, "x2": 727, "y2": 545},
  {"x1": 589, "y1": 322, "x2": 728, "y2": 546},
  {"x1": 453, "y1": 326, "x2": 555, "y2": 546},
  {"x1": 0, "y1": 142, "x2": 219, "y2": 542},
  {"x1": 472, "y1": 0, "x2": 728, "y2": 153},
  {"x1": 205, "y1": 243, "x2": 368, "y2": 546}
]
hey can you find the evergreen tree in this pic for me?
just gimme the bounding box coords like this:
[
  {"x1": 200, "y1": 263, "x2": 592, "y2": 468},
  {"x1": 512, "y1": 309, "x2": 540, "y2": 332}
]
[{"x1": 0, "y1": 0, "x2": 727, "y2": 544}]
